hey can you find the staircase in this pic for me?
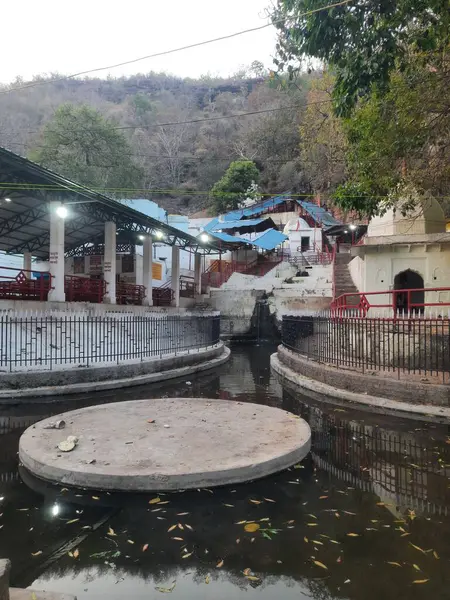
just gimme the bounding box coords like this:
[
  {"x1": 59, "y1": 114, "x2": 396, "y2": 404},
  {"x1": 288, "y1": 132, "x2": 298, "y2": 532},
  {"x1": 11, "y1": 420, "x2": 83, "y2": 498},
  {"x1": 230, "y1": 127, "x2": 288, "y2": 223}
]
[{"x1": 333, "y1": 253, "x2": 358, "y2": 298}]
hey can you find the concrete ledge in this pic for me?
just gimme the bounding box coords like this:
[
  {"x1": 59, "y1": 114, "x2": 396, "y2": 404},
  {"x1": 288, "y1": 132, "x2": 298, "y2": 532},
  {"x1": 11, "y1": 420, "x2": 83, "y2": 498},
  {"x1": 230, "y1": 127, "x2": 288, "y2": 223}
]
[
  {"x1": 271, "y1": 350, "x2": 450, "y2": 422},
  {"x1": 0, "y1": 345, "x2": 230, "y2": 403},
  {"x1": 10, "y1": 590, "x2": 76, "y2": 600},
  {"x1": 19, "y1": 398, "x2": 311, "y2": 491}
]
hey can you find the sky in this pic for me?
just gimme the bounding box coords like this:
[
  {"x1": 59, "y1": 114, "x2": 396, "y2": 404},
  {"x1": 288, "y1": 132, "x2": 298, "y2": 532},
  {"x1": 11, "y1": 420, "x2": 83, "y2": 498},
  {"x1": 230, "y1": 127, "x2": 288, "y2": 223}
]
[{"x1": 2, "y1": 0, "x2": 278, "y2": 83}]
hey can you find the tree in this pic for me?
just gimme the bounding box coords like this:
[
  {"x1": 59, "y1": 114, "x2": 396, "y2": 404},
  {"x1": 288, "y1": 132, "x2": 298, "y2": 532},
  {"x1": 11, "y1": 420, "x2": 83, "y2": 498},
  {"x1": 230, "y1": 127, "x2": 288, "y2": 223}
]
[
  {"x1": 210, "y1": 160, "x2": 260, "y2": 213},
  {"x1": 299, "y1": 72, "x2": 347, "y2": 197},
  {"x1": 272, "y1": 0, "x2": 449, "y2": 115},
  {"x1": 30, "y1": 104, "x2": 143, "y2": 191}
]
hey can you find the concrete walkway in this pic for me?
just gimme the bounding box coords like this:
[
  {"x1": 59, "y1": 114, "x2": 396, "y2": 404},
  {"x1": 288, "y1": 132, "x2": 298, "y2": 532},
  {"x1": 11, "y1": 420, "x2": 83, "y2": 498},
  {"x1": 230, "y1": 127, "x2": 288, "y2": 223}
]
[
  {"x1": 19, "y1": 398, "x2": 311, "y2": 491},
  {"x1": 0, "y1": 559, "x2": 75, "y2": 600}
]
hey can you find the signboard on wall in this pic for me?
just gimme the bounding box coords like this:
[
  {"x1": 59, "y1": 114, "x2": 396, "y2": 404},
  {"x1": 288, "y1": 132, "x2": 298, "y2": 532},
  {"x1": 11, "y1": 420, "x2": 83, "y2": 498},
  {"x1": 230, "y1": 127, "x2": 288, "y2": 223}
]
[
  {"x1": 152, "y1": 262, "x2": 162, "y2": 280},
  {"x1": 73, "y1": 257, "x2": 85, "y2": 274},
  {"x1": 89, "y1": 255, "x2": 102, "y2": 273}
]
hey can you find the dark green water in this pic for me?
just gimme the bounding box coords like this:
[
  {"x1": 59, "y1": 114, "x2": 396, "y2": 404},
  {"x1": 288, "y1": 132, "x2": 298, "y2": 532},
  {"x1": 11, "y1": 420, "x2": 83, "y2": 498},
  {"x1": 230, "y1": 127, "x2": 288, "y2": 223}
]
[{"x1": 1, "y1": 344, "x2": 449, "y2": 599}]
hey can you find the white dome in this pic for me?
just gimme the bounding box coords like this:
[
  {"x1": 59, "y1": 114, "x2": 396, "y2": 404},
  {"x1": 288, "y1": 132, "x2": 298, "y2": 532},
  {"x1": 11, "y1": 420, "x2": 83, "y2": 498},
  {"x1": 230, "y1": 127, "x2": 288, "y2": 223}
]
[{"x1": 367, "y1": 192, "x2": 445, "y2": 237}]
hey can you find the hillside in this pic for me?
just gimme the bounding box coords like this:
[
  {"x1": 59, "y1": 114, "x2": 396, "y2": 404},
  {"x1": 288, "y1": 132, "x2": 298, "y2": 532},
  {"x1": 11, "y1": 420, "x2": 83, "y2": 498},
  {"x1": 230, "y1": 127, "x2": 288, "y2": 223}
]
[{"x1": 0, "y1": 71, "x2": 314, "y2": 214}]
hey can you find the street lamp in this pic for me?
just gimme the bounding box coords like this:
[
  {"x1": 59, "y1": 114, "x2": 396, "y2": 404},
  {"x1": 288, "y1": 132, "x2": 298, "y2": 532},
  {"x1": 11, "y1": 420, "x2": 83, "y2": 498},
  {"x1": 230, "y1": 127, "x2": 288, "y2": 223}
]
[{"x1": 200, "y1": 233, "x2": 210, "y2": 243}]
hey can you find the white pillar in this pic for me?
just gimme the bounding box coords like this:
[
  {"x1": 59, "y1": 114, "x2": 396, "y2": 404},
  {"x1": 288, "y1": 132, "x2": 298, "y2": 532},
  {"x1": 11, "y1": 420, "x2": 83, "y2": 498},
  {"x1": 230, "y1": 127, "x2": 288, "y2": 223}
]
[
  {"x1": 143, "y1": 234, "x2": 153, "y2": 306},
  {"x1": 103, "y1": 221, "x2": 116, "y2": 304},
  {"x1": 48, "y1": 201, "x2": 66, "y2": 302},
  {"x1": 194, "y1": 253, "x2": 202, "y2": 299},
  {"x1": 171, "y1": 245, "x2": 180, "y2": 308},
  {"x1": 23, "y1": 252, "x2": 32, "y2": 279}
]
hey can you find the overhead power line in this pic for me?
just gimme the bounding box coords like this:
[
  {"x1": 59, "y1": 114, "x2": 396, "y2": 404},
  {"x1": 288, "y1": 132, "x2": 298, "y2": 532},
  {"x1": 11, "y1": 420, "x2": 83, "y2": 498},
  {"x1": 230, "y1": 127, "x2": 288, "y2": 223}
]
[
  {"x1": 1, "y1": 183, "x2": 449, "y2": 200},
  {"x1": 0, "y1": 0, "x2": 354, "y2": 96}
]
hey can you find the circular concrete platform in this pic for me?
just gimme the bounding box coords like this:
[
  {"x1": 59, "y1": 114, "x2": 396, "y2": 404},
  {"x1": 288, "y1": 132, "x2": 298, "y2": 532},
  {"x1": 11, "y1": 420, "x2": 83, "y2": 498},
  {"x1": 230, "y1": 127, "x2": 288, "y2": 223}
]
[{"x1": 19, "y1": 398, "x2": 311, "y2": 491}]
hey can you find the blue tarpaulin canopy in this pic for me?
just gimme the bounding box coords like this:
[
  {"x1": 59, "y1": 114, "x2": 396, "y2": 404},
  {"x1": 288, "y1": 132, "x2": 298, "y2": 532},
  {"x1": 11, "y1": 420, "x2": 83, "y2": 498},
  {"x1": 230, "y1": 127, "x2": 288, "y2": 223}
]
[
  {"x1": 251, "y1": 229, "x2": 288, "y2": 250},
  {"x1": 296, "y1": 200, "x2": 342, "y2": 227},
  {"x1": 221, "y1": 194, "x2": 292, "y2": 221}
]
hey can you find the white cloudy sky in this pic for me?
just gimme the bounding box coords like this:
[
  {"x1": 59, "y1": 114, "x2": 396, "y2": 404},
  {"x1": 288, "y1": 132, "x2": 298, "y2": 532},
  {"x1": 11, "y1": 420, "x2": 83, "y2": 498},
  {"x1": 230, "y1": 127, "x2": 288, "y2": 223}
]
[{"x1": 2, "y1": 0, "x2": 278, "y2": 83}]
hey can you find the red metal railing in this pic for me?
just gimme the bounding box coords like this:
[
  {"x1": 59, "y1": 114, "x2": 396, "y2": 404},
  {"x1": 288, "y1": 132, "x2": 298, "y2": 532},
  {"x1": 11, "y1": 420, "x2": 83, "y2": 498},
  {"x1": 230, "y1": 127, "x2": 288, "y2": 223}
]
[
  {"x1": 332, "y1": 286, "x2": 450, "y2": 319},
  {"x1": 180, "y1": 275, "x2": 195, "y2": 298},
  {"x1": 117, "y1": 282, "x2": 145, "y2": 305},
  {"x1": 0, "y1": 266, "x2": 52, "y2": 301},
  {"x1": 153, "y1": 279, "x2": 174, "y2": 306},
  {"x1": 64, "y1": 275, "x2": 106, "y2": 303}
]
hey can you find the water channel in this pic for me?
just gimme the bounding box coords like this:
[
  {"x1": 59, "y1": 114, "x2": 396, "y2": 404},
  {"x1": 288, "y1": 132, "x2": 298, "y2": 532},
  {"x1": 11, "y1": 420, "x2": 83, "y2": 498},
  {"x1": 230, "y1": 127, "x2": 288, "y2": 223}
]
[{"x1": 1, "y1": 343, "x2": 449, "y2": 599}]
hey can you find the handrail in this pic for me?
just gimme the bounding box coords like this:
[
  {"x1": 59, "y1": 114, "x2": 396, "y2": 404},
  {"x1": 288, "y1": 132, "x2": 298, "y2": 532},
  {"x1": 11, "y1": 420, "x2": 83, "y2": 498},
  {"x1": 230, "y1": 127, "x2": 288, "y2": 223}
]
[
  {"x1": 332, "y1": 286, "x2": 450, "y2": 318},
  {"x1": 0, "y1": 266, "x2": 52, "y2": 301},
  {"x1": 65, "y1": 275, "x2": 106, "y2": 303}
]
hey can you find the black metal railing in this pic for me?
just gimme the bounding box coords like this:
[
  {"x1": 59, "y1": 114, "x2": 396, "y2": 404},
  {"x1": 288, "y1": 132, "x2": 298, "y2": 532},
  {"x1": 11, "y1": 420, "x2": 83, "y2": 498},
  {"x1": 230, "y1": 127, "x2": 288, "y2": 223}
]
[
  {"x1": 281, "y1": 314, "x2": 450, "y2": 383},
  {"x1": 0, "y1": 314, "x2": 221, "y2": 371}
]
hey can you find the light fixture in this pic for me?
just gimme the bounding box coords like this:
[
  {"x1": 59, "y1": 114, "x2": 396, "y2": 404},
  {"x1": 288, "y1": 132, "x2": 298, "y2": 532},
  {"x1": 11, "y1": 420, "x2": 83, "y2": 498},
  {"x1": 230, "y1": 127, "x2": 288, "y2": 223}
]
[
  {"x1": 344, "y1": 230, "x2": 348, "y2": 234},
  {"x1": 4, "y1": 197, "x2": 11, "y2": 203},
  {"x1": 138, "y1": 235, "x2": 145, "y2": 241},
  {"x1": 51, "y1": 503, "x2": 61, "y2": 517},
  {"x1": 200, "y1": 233, "x2": 210, "y2": 243},
  {"x1": 56, "y1": 205, "x2": 68, "y2": 219},
  {"x1": 155, "y1": 230, "x2": 164, "y2": 239},
  {"x1": 349, "y1": 224, "x2": 357, "y2": 230}
]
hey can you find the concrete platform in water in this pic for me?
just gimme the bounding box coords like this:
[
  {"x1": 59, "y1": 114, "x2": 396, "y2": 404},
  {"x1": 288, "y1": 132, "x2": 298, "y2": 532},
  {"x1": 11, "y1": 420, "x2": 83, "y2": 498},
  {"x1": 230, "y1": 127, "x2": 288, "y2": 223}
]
[{"x1": 19, "y1": 398, "x2": 311, "y2": 492}]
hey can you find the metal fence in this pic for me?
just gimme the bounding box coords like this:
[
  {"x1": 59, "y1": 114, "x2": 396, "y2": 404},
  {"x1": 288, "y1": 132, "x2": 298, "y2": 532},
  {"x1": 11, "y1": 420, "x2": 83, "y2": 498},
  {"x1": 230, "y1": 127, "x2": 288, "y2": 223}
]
[
  {"x1": 0, "y1": 313, "x2": 220, "y2": 371},
  {"x1": 282, "y1": 313, "x2": 450, "y2": 383}
]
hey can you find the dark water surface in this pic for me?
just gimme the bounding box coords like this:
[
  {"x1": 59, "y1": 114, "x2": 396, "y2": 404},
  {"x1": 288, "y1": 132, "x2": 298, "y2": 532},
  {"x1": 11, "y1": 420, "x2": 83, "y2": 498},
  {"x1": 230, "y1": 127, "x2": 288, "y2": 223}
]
[{"x1": 1, "y1": 343, "x2": 450, "y2": 599}]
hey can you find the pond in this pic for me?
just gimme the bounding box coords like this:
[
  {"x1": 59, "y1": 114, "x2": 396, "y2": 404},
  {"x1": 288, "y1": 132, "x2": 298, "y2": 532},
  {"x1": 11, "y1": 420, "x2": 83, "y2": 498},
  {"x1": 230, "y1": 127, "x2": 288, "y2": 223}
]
[{"x1": 1, "y1": 343, "x2": 449, "y2": 599}]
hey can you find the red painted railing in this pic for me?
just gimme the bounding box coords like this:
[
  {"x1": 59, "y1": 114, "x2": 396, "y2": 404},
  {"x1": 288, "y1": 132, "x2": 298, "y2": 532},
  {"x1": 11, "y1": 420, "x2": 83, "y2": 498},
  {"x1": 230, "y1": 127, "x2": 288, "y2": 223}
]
[
  {"x1": 180, "y1": 275, "x2": 195, "y2": 298},
  {"x1": 64, "y1": 275, "x2": 106, "y2": 303},
  {"x1": 117, "y1": 282, "x2": 145, "y2": 305},
  {"x1": 332, "y1": 286, "x2": 450, "y2": 319},
  {"x1": 0, "y1": 266, "x2": 52, "y2": 301},
  {"x1": 153, "y1": 279, "x2": 174, "y2": 306}
]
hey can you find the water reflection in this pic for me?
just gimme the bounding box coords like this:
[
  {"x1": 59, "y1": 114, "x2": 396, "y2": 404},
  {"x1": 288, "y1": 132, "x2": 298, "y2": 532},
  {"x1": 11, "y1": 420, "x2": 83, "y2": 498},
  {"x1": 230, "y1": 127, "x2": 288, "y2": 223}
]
[{"x1": 0, "y1": 343, "x2": 449, "y2": 600}]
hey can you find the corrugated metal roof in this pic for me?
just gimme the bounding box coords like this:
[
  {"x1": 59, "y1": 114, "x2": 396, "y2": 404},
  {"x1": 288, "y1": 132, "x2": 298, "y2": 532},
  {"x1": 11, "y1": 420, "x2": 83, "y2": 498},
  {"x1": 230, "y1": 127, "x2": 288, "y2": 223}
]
[
  {"x1": 222, "y1": 194, "x2": 291, "y2": 221},
  {"x1": 296, "y1": 200, "x2": 342, "y2": 227},
  {"x1": 213, "y1": 218, "x2": 268, "y2": 230},
  {"x1": 251, "y1": 229, "x2": 288, "y2": 250}
]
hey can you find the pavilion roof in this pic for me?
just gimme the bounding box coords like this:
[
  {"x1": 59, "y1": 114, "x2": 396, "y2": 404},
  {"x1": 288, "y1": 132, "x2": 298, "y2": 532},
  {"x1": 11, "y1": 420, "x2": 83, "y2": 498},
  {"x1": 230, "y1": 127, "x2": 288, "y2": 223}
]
[{"x1": 0, "y1": 146, "x2": 222, "y2": 259}]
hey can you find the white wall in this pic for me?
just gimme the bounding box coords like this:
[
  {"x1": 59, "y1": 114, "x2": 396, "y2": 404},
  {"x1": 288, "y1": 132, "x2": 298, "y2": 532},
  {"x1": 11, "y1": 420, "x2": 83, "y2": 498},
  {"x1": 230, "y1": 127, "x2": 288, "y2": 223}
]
[
  {"x1": 349, "y1": 256, "x2": 364, "y2": 291},
  {"x1": 0, "y1": 252, "x2": 24, "y2": 278}
]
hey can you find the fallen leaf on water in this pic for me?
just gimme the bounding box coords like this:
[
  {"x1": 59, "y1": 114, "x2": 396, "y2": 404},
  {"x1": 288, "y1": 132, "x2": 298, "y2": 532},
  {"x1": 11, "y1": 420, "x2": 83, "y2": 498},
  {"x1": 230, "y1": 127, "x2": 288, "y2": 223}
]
[
  {"x1": 217, "y1": 559, "x2": 224, "y2": 568},
  {"x1": 235, "y1": 520, "x2": 247, "y2": 525},
  {"x1": 66, "y1": 519, "x2": 79, "y2": 525},
  {"x1": 178, "y1": 523, "x2": 184, "y2": 530},
  {"x1": 304, "y1": 537, "x2": 309, "y2": 543},
  {"x1": 312, "y1": 540, "x2": 323, "y2": 545},
  {"x1": 410, "y1": 543, "x2": 426, "y2": 554},
  {"x1": 236, "y1": 538, "x2": 240, "y2": 544},
  {"x1": 307, "y1": 523, "x2": 318, "y2": 527},
  {"x1": 313, "y1": 560, "x2": 328, "y2": 570},
  {"x1": 185, "y1": 524, "x2": 193, "y2": 531},
  {"x1": 264, "y1": 498, "x2": 276, "y2": 503},
  {"x1": 329, "y1": 540, "x2": 340, "y2": 545},
  {"x1": 159, "y1": 501, "x2": 170, "y2": 505},
  {"x1": 347, "y1": 533, "x2": 359, "y2": 537},
  {"x1": 155, "y1": 581, "x2": 176, "y2": 593},
  {"x1": 167, "y1": 525, "x2": 177, "y2": 532},
  {"x1": 73, "y1": 549, "x2": 80, "y2": 559},
  {"x1": 387, "y1": 562, "x2": 402, "y2": 567},
  {"x1": 92, "y1": 496, "x2": 100, "y2": 501},
  {"x1": 107, "y1": 527, "x2": 117, "y2": 536},
  {"x1": 244, "y1": 523, "x2": 260, "y2": 533},
  {"x1": 307, "y1": 514, "x2": 317, "y2": 520},
  {"x1": 246, "y1": 576, "x2": 260, "y2": 582},
  {"x1": 433, "y1": 551, "x2": 439, "y2": 560},
  {"x1": 401, "y1": 533, "x2": 411, "y2": 537},
  {"x1": 177, "y1": 512, "x2": 189, "y2": 516},
  {"x1": 223, "y1": 504, "x2": 234, "y2": 508},
  {"x1": 147, "y1": 419, "x2": 155, "y2": 423},
  {"x1": 259, "y1": 518, "x2": 270, "y2": 522},
  {"x1": 142, "y1": 544, "x2": 149, "y2": 552},
  {"x1": 413, "y1": 564, "x2": 421, "y2": 571},
  {"x1": 205, "y1": 575, "x2": 210, "y2": 584},
  {"x1": 172, "y1": 537, "x2": 184, "y2": 541},
  {"x1": 337, "y1": 556, "x2": 342, "y2": 563},
  {"x1": 149, "y1": 497, "x2": 161, "y2": 505},
  {"x1": 335, "y1": 513, "x2": 340, "y2": 518},
  {"x1": 243, "y1": 568, "x2": 252, "y2": 576},
  {"x1": 182, "y1": 552, "x2": 193, "y2": 559},
  {"x1": 31, "y1": 551, "x2": 42, "y2": 557},
  {"x1": 127, "y1": 540, "x2": 135, "y2": 545},
  {"x1": 319, "y1": 496, "x2": 328, "y2": 500},
  {"x1": 344, "y1": 579, "x2": 351, "y2": 584},
  {"x1": 412, "y1": 579, "x2": 429, "y2": 584},
  {"x1": 343, "y1": 511, "x2": 357, "y2": 516},
  {"x1": 249, "y1": 499, "x2": 261, "y2": 504}
]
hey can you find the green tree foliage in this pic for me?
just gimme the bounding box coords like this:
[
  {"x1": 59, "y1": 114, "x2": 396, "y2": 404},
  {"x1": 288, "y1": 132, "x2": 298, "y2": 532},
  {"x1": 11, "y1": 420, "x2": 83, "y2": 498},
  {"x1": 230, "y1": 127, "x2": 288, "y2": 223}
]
[
  {"x1": 210, "y1": 160, "x2": 260, "y2": 213},
  {"x1": 272, "y1": 0, "x2": 449, "y2": 115},
  {"x1": 30, "y1": 104, "x2": 143, "y2": 191},
  {"x1": 334, "y1": 56, "x2": 450, "y2": 216}
]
